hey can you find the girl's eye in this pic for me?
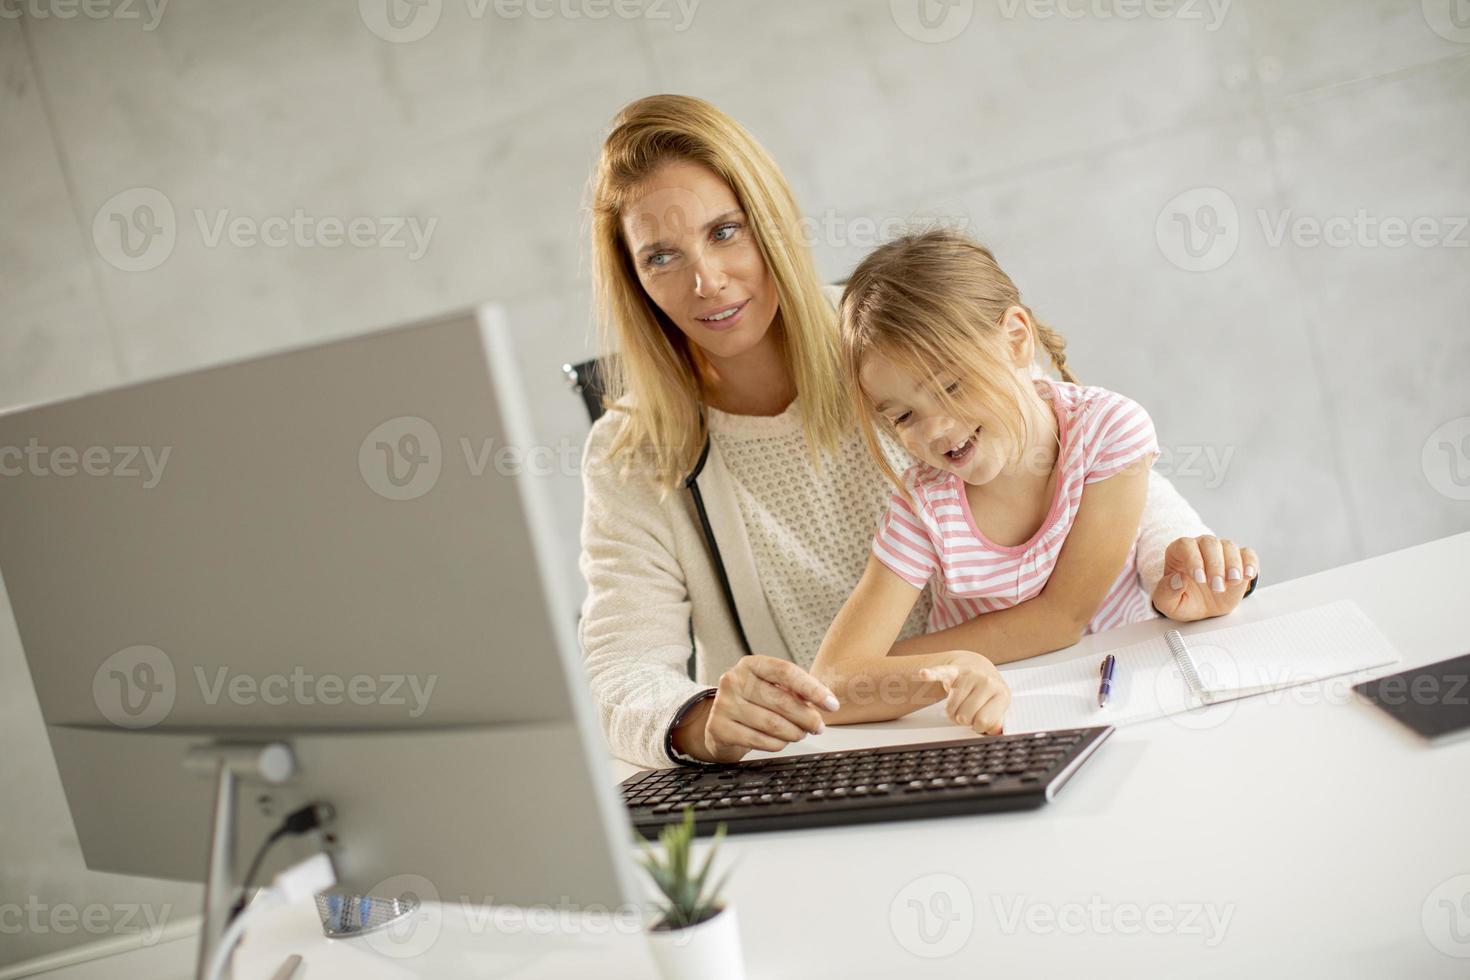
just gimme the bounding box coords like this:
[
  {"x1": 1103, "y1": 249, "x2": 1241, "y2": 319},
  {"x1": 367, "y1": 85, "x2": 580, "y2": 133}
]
[
  {"x1": 712, "y1": 221, "x2": 740, "y2": 243},
  {"x1": 891, "y1": 412, "x2": 912, "y2": 427},
  {"x1": 943, "y1": 381, "x2": 962, "y2": 395}
]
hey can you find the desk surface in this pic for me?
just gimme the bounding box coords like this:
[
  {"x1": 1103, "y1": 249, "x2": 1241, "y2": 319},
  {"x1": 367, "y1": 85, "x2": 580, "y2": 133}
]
[{"x1": 16, "y1": 532, "x2": 1470, "y2": 980}]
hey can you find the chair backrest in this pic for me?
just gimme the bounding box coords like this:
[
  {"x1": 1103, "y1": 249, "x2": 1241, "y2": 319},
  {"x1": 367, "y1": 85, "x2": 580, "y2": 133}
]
[{"x1": 562, "y1": 357, "x2": 612, "y2": 425}]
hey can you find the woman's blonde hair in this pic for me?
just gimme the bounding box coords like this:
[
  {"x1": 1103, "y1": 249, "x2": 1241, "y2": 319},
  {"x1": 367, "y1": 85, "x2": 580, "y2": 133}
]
[
  {"x1": 589, "y1": 94, "x2": 849, "y2": 489},
  {"x1": 839, "y1": 228, "x2": 1078, "y2": 488}
]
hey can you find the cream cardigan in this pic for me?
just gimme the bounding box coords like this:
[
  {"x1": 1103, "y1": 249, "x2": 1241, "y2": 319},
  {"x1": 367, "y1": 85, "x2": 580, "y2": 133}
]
[{"x1": 577, "y1": 361, "x2": 1211, "y2": 773}]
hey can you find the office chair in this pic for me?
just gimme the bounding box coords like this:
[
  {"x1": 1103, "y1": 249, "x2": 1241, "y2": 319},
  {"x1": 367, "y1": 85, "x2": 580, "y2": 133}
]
[{"x1": 562, "y1": 357, "x2": 611, "y2": 425}]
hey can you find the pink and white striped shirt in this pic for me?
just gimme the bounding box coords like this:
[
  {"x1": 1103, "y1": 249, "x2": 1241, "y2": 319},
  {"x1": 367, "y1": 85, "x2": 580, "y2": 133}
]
[{"x1": 872, "y1": 378, "x2": 1160, "y2": 636}]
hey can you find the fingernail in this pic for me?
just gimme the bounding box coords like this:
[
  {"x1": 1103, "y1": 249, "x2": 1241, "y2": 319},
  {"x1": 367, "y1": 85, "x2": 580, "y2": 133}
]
[
  {"x1": 815, "y1": 721, "x2": 826, "y2": 734},
  {"x1": 1227, "y1": 567, "x2": 1242, "y2": 582},
  {"x1": 824, "y1": 695, "x2": 840, "y2": 711},
  {"x1": 1193, "y1": 568, "x2": 1207, "y2": 584},
  {"x1": 1169, "y1": 573, "x2": 1183, "y2": 590},
  {"x1": 1210, "y1": 575, "x2": 1225, "y2": 593},
  {"x1": 1245, "y1": 565, "x2": 1256, "y2": 580}
]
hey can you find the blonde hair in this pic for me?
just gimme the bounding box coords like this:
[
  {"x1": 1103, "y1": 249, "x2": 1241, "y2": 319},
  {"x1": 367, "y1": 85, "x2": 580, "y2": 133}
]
[
  {"x1": 589, "y1": 94, "x2": 849, "y2": 490},
  {"x1": 839, "y1": 228, "x2": 1078, "y2": 488}
]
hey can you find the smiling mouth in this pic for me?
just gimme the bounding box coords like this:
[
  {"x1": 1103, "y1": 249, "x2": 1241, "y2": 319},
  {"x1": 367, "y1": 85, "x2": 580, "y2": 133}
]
[
  {"x1": 943, "y1": 426, "x2": 983, "y2": 461},
  {"x1": 695, "y1": 300, "x2": 747, "y2": 322}
]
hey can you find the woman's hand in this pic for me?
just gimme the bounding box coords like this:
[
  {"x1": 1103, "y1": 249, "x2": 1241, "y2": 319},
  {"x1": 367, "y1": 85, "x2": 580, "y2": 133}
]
[
  {"x1": 1150, "y1": 535, "x2": 1260, "y2": 623},
  {"x1": 917, "y1": 652, "x2": 1011, "y2": 735},
  {"x1": 673, "y1": 655, "x2": 840, "y2": 764}
]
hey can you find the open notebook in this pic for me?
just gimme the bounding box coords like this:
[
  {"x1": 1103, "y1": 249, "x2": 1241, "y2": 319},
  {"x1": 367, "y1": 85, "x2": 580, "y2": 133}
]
[{"x1": 998, "y1": 600, "x2": 1401, "y2": 732}]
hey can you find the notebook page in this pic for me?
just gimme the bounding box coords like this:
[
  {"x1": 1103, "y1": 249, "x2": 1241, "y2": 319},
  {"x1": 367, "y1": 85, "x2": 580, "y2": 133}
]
[
  {"x1": 996, "y1": 600, "x2": 1401, "y2": 731},
  {"x1": 1184, "y1": 599, "x2": 1400, "y2": 700},
  {"x1": 998, "y1": 635, "x2": 1195, "y2": 732}
]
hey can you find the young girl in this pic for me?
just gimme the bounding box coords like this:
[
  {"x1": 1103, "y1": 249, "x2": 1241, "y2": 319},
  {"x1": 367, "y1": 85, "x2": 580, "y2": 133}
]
[{"x1": 810, "y1": 229, "x2": 1259, "y2": 736}]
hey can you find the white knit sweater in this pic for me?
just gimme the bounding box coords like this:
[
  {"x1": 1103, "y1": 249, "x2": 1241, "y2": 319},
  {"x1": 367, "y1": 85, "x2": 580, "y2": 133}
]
[
  {"x1": 707, "y1": 400, "x2": 933, "y2": 664},
  {"x1": 577, "y1": 395, "x2": 1213, "y2": 770}
]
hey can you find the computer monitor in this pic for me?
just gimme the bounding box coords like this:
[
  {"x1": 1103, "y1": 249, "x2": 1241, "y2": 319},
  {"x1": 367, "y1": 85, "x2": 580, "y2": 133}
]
[{"x1": 0, "y1": 306, "x2": 640, "y2": 973}]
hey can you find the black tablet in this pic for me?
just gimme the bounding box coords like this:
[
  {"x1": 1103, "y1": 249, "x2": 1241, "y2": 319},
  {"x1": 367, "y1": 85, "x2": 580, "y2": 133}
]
[{"x1": 1355, "y1": 653, "x2": 1470, "y2": 744}]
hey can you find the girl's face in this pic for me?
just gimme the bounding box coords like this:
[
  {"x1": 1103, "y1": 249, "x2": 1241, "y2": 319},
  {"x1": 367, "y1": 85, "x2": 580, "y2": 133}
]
[
  {"x1": 859, "y1": 313, "x2": 1039, "y2": 486},
  {"x1": 860, "y1": 352, "x2": 1011, "y2": 485},
  {"x1": 619, "y1": 160, "x2": 780, "y2": 364}
]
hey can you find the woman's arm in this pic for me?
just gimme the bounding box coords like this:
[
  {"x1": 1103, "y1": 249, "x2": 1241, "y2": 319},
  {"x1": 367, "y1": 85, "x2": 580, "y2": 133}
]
[
  {"x1": 810, "y1": 555, "x2": 987, "y2": 724},
  {"x1": 1136, "y1": 469, "x2": 1211, "y2": 594},
  {"x1": 890, "y1": 460, "x2": 1151, "y2": 665},
  {"x1": 580, "y1": 416, "x2": 835, "y2": 767},
  {"x1": 578, "y1": 419, "x2": 716, "y2": 769},
  {"x1": 1138, "y1": 470, "x2": 1262, "y2": 622}
]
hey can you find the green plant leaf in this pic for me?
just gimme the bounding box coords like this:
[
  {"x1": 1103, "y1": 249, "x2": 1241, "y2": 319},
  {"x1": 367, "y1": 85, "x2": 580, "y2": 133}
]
[
  {"x1": 690, "y1": 822, "x2": 727, "y2": 905},
  {"x1": 698, "y1": 864, "x2": 736, "y2": 915},
  {"x1": 637, "y1": 808, "x2": 740, "y2": 927}
]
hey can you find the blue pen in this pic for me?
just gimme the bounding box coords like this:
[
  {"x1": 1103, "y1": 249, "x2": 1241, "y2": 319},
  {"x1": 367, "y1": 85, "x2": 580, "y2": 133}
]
[{"x1": 1097, "y1": 654, "x2": 1116, "y2": 708}]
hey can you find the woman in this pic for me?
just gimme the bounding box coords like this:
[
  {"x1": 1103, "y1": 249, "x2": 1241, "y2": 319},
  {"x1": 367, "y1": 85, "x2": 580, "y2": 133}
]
[{"x1": 579, "y1": 94, "x2": 1256, "y2": 769}]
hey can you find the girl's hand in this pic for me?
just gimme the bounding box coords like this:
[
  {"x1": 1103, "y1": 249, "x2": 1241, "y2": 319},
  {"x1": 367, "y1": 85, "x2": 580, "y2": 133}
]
[
  {"x1": 1150, "y1": 535, "x2": 1260, "y2": 623},
  {"x1": 918, "y1": 652, "x2": 1010, "y2": 735}
]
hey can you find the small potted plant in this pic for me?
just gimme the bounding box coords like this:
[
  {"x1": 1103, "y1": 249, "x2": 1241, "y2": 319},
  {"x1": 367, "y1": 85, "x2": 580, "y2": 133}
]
[{"x1": 636, "y1": 807, "x2": 746, "y2": 980}]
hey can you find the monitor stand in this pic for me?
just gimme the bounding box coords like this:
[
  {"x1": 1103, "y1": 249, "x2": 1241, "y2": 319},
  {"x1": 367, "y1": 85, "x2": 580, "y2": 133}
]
[{"x1": 182, "y1": 742, "x2": 296, "y2": 980}]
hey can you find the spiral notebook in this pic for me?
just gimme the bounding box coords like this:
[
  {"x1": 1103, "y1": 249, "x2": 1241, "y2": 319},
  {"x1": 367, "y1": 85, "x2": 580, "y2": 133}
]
[{"x1": 998, "y1": 600, "x2": 1401, "y2": 732}]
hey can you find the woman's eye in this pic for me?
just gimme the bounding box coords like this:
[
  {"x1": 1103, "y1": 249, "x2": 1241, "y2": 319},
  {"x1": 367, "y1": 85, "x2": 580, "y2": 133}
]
[
  {"x1": 943, "y1": 381, "x2": 962, "y2": 395},
  {"x1": 712, "y1": 222, "x2": 740, "y2": 243},
  {"x1": 892, "y1": 412, "x2": 912, "y2": 427},
  {"x1": 645, "y1": 251, "x2": 674, "y2": 270}
]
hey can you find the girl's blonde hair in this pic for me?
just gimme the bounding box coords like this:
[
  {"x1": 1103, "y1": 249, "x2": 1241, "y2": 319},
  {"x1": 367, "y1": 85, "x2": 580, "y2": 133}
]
[
  {"x1": 589, "y1": 94, "x2": 849, "y2": 489},
  {"x1": 839, "y1": 228, "x2": 1078, "y2": 488}
]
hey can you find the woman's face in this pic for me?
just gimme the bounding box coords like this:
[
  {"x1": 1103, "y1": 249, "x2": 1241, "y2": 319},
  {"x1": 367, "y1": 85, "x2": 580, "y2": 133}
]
[{"x1": 619, "y1": 160, "x2": 780, "y2": 363}]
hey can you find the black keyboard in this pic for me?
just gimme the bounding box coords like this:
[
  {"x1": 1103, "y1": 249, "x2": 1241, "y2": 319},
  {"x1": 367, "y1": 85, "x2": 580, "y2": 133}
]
[{"x1": 621, "y1": 726, "x2": 1113, "y2": 838}]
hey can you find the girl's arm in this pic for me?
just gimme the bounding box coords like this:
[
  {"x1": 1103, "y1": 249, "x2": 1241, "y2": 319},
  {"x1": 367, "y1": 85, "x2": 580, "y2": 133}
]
[
  {"x1": 811, "y1": 554, "x2": 986, "y2": 724},
  {"x1": 888, "y1": 459, "x2": 1152, "y2": 665}
]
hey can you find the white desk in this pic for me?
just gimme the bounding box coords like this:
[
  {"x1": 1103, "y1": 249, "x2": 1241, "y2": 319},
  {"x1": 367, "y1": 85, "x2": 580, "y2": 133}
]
[{"x1": 14, "y1": 532, "x2": 1470, "y2": 979}]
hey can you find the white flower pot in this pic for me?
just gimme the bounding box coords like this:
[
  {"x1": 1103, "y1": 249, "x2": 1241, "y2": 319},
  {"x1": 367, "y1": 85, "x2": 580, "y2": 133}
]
[{"x1": 645, "y1": 903, "x2": 746, "y2": 980}]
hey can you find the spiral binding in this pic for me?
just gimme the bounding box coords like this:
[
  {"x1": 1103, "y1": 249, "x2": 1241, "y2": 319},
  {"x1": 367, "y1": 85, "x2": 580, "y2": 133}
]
[{"x1": 1165, "y1": 629, "x2": 1203, "y2": 695}]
